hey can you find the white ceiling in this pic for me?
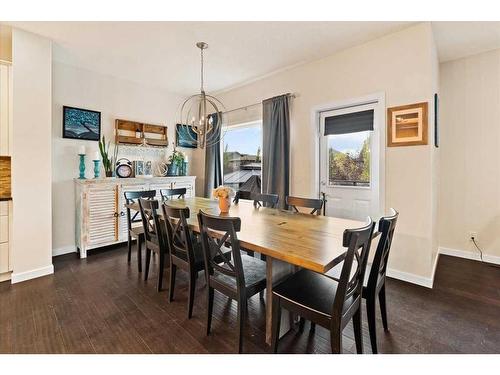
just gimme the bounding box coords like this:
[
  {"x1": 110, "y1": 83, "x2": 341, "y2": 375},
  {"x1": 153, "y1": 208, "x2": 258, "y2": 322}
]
[
  {"x1": 8, "y1": 21, "x2": 500, "y2": 94},
  {"x1": 8, "y1": 21, "x2": 413, "y2": 94}
]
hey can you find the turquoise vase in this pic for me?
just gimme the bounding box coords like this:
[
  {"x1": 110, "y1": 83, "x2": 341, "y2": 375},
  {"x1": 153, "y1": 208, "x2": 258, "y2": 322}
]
[
  {"x1": 78, "y1": 154, "x2": 86, "y2": 179},
  {"x1": 93, "y1": 160, "x2": 100, "y2": 179}
]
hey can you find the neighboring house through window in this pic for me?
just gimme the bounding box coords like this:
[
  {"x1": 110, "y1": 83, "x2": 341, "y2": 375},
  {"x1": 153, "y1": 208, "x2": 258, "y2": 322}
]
[{"x1": 222, "y1": 121, "x2": 262, "y2": 192}]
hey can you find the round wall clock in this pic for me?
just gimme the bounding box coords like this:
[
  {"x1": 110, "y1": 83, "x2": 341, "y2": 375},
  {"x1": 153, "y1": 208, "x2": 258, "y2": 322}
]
[{"x1": 115, "y1": 158, "x2": 133, "y2": 178}]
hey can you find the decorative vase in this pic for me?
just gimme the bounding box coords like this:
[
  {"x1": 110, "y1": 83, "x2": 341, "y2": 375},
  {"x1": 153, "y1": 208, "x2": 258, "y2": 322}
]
[
  {"x1": 78, "y1": 154, "x2": 86, "y2": 179},
  {"x1": 167, "y1": 163, "x2": 179, "y2": 176},
  {"x1": 93, "y1": 160, "x2": 100, "y2": 179},
  {"x1": 105, "y1": 170, "x2": 113, "y2": 178},
  {"x1": 218, "y1": 197, "x2": 231, "y2": 213},
  {"x1": 180, "y1": 161, "x2": 187, "y2": 176}
]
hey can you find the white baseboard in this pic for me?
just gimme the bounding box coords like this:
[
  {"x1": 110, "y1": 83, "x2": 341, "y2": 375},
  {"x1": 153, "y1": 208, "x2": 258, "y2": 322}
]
[
  {"x1": 439, "y1": 246, "x2": 500, "y2": 265},
  {"x1": 52, "y1": 245, "x2": 77, "y2": 257},
  {"x1": 430, "y1": 252, "x2": 440, "y2": 288},
  {"x1": 386, "y1": 267, "x2": 434, "y2": 288},
  {"x1": 11, "y1": 264, "x2": 54, "y2": 284}
]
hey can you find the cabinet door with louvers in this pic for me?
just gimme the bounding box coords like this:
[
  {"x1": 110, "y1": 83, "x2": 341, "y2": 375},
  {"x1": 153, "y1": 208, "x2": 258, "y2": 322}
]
[{"x1": 87, "y1": 185, "x2": 118, "y2": 247}]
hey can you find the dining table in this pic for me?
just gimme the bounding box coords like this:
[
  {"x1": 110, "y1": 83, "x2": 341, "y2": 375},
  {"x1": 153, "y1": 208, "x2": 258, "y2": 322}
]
[{"x1": 127, "y1": 196, "x2": 376, "y2": 345}]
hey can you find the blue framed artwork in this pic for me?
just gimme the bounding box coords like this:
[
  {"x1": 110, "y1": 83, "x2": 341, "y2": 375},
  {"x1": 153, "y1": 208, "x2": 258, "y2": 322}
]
[
  {"x1": 176, "y1": 123, "x2": 198, "y2": 148},
  {"x1": 63, "y1": 106, "x2": 101, "y2": 141}
]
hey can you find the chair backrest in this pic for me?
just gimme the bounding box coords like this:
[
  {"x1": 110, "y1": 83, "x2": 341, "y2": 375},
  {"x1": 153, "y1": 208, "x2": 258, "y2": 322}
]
[
  {"x1": 286, "y1": 195, "x2": 325, "y2": 215},
  {"x1": 160, "y1": 188, "x2": 187, "y2": 201},
  {"x1": 138, "y1": 198, "x2": 166, "y2": 253},
  {"x1": 123, "y1": 190, "x2": 156, "y2": 229},
  {"x1": 197, "y1": 210, "x2": 245, "y2": 290},
  {"x1": 332, "y1": 218, "x2": 375, "y2": 321},
  {"x1": 233, "y1": 190, "x2": 252, "y2": 204},
  {"x1": 251, "y1": 192, "x2": 279, "y2": 208},
  {"x1": 367, "y1": 209, "x2": 399, "y2": 290},
  {"x1": 162, "y1": 203, "x2": 196, "y2": 264}
]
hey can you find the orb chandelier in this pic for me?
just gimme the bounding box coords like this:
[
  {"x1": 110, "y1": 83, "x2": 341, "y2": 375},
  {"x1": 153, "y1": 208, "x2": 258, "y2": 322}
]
[{"x1": 179, "y1": 42, "x2": 225, "y2": 149}]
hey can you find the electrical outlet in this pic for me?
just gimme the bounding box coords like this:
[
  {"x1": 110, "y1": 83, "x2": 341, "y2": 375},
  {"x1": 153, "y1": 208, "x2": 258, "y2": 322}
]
[{"x1": 469, "y1": 231, "x2": 478, "y2": 241}]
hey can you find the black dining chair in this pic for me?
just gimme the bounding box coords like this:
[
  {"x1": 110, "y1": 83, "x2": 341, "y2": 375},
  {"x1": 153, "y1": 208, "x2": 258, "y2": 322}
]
[
  {"x1": 138, "y1": 198, "x2": 168, "y2": 292},
  {"x1": 232, "y1": 190, "x2": 260, "y2": 257},
  {"x1": 160, "y1": 187, "x2": 187, "y2": 201},
  {"x1": 363, "y1": 209, "x2": 398, "y2": 353},
  {"x1": 251, "y1": 192, "x2": 279, "y2": 208},
  {"x1": 248, "y1": 192, "x2": 280, "y2": 264},
  {"x1": 232, "y1": 190, "x2": 252, "y2": 204},
  {"x1": 310, "y1": 209, "x2": 399, "y2": 353},
  {"x1": 197, "y1": 210, "x2": 267, "y2": 353},
  {"x1": 162, "y1": 203, "x2": 230, "y2": 319},
  {"x1": 124, "y1": 190, "x2": 156, "y2": 272},
  {"x1": 271, "y1": 218, "x2": 375, "y2": 354},
  {"x1": 286, "y1": 195, "x2": 325, "y2": 216}
]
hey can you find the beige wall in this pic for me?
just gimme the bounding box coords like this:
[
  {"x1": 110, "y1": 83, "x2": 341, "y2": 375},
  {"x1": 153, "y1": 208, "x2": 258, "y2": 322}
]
[
  {"x1": 212, "y1": 23, "x2": 439, "y2": 285},
  {"x1": 11, "y1": 28, "x2": 53, "y2": 282},
  {"x1": 439, "y1": 49, "x2": 500, "y2": 262},
  {"x1": 52, "y1": 62, "x2": 200, "y2": 255}
]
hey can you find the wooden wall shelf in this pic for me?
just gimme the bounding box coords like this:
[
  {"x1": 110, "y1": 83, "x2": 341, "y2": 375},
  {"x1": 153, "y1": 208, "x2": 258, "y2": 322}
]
[
  {"x1": 115, "y1": 119, "x2": 168, "y2": 147},
  {"x1": 0, "y1": 156, "x2": 11, "y2": 199}
]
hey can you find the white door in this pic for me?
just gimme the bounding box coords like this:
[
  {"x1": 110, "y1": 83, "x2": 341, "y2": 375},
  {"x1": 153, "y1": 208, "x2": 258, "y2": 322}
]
[{"x1": 319, "y1": 100, "x2": 383, "y2": 221}]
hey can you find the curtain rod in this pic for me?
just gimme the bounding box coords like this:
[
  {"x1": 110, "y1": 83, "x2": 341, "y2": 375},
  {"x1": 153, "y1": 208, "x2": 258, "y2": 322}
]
[{"x1": 223, "y1": 93, "x2": 297, "y2": 115}]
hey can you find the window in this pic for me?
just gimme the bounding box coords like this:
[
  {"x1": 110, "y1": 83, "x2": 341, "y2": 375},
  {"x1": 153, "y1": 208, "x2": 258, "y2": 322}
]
[
  {"x1": 328, "y1": 131, "x2": 371, "y2": 187},
  {"x1": 222, "y1": 122, "x2": 262, "y2": 191}
]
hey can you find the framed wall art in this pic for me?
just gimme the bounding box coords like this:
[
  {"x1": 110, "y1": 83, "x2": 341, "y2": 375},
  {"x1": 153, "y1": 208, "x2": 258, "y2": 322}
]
[
  {"x1": 387, "y1": 102, "x2": 428, "y2": 147},
  {"x1": 63, "y1": 106, "x2": 101, "y2": 141},
  {"x1": 176, "y1": 123, "x2": 198, "y2": 148},
  {"x1": 434, "y1": 93, "x2": 439, "y2": 148}
]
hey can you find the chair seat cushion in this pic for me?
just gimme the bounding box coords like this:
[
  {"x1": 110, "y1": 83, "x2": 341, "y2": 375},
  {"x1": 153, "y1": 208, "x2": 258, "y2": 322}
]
[
  {"x1": 213, "y1": 254, "x2": 266, "y2": 290},
  {"x1": 273, "y1": 269, "x2": 354, "y2": 317}
]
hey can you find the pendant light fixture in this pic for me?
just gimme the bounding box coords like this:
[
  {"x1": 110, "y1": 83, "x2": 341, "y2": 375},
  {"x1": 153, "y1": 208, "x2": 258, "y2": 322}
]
[{"x1": 179, "y1": 42, "x2": 225, "y2": 149}]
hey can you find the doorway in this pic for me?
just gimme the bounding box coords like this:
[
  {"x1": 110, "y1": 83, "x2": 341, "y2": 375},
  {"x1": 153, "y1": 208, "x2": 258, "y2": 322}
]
[{"x1": 318, "y1": 95, "x2": 384, "y2": 221}]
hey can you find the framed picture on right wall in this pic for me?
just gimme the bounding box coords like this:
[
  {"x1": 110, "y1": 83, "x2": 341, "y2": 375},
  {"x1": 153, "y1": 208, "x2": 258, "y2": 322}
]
[
  {"x1": 434, "y1": 93, "x2": 439, "y2": 148},
  {"x1": 387, "y1": 102, "x2": 428, "y2": 147}
]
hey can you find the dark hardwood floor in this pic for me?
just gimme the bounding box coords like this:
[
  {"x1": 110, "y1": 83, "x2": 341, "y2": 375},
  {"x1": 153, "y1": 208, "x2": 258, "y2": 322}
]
[{"x1": 0, "y1": 245, "x2": 499, "y2": 354}]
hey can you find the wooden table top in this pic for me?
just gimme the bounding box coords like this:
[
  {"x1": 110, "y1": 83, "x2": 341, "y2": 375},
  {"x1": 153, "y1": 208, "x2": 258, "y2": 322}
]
[{"x1": 127, "y1": 197, "x2": 369, "y2": 273}]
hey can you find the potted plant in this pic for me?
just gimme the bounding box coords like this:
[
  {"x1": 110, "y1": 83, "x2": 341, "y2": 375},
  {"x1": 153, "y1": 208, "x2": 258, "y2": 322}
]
[
  {"x1": 98, "y1": 135, "x2": 118, "y2": 177},
  {"x1": 213, "y1": 186, "x2": 235, "y2": 213},
  {"x1": 167, "y1": 145, "x2": 185, "y2": 176}
]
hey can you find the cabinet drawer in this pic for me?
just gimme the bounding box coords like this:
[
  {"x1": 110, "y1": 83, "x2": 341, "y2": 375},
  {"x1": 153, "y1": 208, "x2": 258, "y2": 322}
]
[
  {"x1": 0, "y1": 216, "x2": 8, "y2": 243},
  {"x1": 0, "y1": 201, "x2": 8, "y2": 216},
  {"x1": 0, "y1": 243, "x2": 8, "y2": 273}
]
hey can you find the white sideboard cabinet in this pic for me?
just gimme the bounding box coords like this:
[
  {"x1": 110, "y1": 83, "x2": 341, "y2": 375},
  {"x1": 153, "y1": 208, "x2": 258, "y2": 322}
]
[{"x1": 75, "y1": 176, "x2": 196, "y2": 258}]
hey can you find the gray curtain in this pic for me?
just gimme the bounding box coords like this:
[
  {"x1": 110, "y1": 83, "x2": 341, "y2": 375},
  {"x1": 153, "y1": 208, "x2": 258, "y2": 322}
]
[
  {"x1": 204, "y1": 113, "x2": 223, "y2": 197},
  {"x1": 262, "y1": 94, "x2": 290, "y2": 209}
]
